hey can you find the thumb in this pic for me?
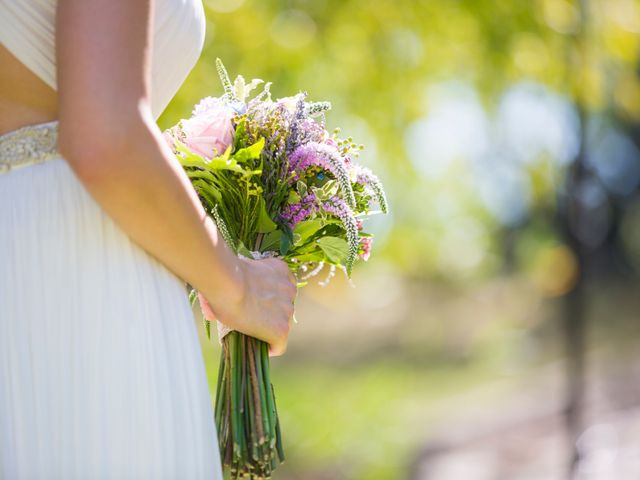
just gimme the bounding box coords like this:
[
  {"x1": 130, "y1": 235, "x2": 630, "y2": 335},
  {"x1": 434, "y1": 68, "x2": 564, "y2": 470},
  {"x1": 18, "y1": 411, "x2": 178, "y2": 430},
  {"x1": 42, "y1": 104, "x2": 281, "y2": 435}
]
[{"x1": 197, "y1": 292, "x2": 218, "y2": 321}]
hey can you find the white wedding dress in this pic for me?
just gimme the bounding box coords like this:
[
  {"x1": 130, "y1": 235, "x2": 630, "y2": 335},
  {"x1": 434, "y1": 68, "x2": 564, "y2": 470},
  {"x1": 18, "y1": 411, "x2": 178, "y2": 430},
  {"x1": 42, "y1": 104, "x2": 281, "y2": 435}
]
[{"x1": 0, "y1": 1, "x2": 223, "y2": 479}]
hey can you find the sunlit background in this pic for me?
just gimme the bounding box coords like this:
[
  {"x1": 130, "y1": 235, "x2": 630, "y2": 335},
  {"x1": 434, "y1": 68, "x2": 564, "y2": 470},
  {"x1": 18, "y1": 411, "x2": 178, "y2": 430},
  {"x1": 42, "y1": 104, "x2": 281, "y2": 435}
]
[{"x1": 159, "y1": 0, "x2": 640, "y2": 478}]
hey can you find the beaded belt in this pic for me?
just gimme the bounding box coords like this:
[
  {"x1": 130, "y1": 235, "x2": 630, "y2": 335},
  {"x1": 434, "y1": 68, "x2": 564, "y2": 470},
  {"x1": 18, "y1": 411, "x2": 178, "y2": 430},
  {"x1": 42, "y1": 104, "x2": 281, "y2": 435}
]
[{"x1": 0, "y1": 120, "x2": 60, "y2": 174}]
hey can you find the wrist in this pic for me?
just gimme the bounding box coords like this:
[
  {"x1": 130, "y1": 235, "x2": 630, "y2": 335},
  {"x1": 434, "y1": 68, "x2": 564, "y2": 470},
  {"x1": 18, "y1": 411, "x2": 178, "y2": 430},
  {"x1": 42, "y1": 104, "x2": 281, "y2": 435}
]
[
  {"x1": 203, "y1": 263, "x2": 245, "y2": 314},
  {"x1": 201, "y1": 217, "x2": 246, "y2": 316}
]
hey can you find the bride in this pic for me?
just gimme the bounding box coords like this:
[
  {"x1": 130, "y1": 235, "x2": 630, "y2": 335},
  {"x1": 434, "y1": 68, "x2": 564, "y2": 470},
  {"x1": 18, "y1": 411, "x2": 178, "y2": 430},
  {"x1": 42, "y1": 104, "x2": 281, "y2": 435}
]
[{"x1": 0, "y1": 0, "x2": 297, "y2": 478}]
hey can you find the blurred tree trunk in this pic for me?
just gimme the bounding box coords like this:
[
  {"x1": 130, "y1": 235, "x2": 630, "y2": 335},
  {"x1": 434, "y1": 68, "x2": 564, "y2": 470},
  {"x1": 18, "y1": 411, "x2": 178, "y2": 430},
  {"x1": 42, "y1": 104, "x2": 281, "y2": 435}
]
[
  {"x1": 559, "y1": 0, "x2": 591, "y2": 477},
  {"x1": 560, "y1": 178, "x2": 587, "y2": 478}
]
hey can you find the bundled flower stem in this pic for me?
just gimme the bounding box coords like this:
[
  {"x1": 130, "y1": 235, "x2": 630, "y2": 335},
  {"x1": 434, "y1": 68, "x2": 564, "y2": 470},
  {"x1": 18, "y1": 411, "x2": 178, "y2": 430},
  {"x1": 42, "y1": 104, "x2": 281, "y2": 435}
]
[{"x1": 216, "y1": 332, "x2": 283, "y2": 479}]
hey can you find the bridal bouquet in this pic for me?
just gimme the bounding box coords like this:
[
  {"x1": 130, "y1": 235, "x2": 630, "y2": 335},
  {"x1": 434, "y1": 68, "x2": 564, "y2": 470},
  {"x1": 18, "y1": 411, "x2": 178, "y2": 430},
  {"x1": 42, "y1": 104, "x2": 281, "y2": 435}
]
[{"x1": 164, "y1": 59, "x2": 388, "y2": 479}]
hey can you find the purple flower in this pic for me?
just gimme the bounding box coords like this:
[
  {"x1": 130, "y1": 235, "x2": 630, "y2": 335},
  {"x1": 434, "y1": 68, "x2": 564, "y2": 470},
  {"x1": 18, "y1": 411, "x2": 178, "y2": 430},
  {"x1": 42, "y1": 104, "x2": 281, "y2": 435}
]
[
  {"x1": 279, "y1": 193, "x2": 317, "y2": 229},
  {"x1": 288, "y1": 142, "x2": 356, "y2": 208},
  {"x1": 288, "y1": 143, "x2": 331, "y2": 181},
  {"x1": 299, "y1": 118, "x2": 326, "y2": 144}
]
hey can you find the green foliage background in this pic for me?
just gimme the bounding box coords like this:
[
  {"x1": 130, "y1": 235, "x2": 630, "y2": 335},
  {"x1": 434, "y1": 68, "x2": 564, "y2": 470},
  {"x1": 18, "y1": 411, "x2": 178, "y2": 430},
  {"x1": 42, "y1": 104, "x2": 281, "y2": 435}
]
[{"x1": 158, "y1": 1, "x2": 640, "y2": 478}]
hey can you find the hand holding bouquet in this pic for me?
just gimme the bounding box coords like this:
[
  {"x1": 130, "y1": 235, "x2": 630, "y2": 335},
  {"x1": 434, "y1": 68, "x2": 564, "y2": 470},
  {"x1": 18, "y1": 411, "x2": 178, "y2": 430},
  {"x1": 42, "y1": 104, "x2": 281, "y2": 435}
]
[
  {"x1": 164, "y1": 59, "x2": 388, "y2": 479},
  {"x1": 198, "y1": 256, "x2": 295, "y2": 357}
]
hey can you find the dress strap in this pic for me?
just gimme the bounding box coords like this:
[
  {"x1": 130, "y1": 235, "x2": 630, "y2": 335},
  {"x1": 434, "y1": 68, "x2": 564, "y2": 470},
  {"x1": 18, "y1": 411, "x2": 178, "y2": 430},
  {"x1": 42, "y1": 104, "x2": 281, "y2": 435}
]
[{"x1": 0, "y1": 120, "x2": 60, "y2": 174}]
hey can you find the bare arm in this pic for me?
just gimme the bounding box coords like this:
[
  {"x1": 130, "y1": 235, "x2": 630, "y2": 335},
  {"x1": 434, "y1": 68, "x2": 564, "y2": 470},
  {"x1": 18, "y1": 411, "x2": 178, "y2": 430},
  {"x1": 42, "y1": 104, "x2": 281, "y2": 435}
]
[{"x1": 55, "y1": 0, "x2": 295, "y2": 354}]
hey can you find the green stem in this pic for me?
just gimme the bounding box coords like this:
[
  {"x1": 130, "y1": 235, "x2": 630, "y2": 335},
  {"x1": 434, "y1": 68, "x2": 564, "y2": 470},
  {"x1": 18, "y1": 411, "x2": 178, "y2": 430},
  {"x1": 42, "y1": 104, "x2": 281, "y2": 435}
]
[
  {"x1": 229, "y1": 333, "x2": 241, "y2": 460},
  {"x1": 248, "y1": 338, "x2": 264, "y2": 447},
  {"x1": 239, "y1": 333, "x2": 248, "y2": 463},
  {"x1": 273, "y1": 383, "x2": 285, "y2": 463},
  {"x1": 254, "y1": 339, "x2": 271, "y2": 450},
  {"x1": 260, "y1": 342, "x2": 277, "y2": 446}
]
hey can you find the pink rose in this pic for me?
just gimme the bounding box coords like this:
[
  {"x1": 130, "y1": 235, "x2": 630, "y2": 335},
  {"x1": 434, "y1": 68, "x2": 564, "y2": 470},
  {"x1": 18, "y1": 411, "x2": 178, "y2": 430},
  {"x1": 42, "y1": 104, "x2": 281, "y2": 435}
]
[{"x1": 181, "y1": 106, "x2": 234, "y2": 160}]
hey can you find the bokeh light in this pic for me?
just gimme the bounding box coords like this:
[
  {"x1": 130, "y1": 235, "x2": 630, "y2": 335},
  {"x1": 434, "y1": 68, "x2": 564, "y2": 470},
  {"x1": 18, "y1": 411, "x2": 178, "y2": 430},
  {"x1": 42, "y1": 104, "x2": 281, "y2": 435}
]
[
  {"x1": 159, "y1": 0, "x2": 640, "y2": 478},
  {"x1": 270, "y1": 10, "x2": 317, "y2": 49}
]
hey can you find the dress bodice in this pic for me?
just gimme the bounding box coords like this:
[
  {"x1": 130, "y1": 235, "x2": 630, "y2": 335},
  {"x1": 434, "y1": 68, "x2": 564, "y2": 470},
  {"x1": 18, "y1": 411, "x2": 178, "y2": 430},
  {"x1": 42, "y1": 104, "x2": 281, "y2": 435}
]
[{"x1": 0, "y1": 0, "x2": 206, "y2": 120}]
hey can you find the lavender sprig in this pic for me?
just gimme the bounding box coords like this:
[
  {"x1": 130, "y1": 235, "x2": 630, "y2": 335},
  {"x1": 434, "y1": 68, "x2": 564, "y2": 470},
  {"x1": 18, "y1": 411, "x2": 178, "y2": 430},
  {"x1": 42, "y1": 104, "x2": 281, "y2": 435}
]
[
  {"x1": 305, "y1": 101, "x2": 332, "y2": 117},
  {"x1": 211, "y1": 205, "x2": 236, "y2": 251},
  {"x1": 216, "y1": 58, "x2": 238, "y2": 103},
  {"x1": 279, "y1": 193, "x2": 318, "y2": 229},
  {"x1": 285, "y1": 93, "x2": 308, "y2": 154},
  {"x1": 322, "y1": 195, "x2": 359, "y2": 275},
  {"x1": 354, "y1": 166, "x2": 389, "y2": 214}
]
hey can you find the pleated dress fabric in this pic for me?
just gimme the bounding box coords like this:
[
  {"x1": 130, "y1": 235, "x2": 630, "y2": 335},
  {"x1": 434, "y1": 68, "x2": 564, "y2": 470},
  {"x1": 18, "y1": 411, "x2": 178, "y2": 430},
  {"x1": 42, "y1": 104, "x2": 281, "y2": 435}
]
[{"x1": 0, "y1": 1, "x2": 224, "y2": 479}]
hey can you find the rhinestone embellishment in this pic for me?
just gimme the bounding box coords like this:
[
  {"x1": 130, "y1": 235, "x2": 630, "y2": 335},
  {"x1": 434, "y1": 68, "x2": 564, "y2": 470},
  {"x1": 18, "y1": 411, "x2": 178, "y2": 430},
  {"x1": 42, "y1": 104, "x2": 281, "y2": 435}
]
[{"x1": 0, "y1": 121, "x2": 60, "y2": 174}]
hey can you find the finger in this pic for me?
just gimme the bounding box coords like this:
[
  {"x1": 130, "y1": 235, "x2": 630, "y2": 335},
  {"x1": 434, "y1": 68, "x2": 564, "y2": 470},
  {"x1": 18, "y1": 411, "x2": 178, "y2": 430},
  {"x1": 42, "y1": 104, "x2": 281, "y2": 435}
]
[
  {"x1": 268, "y1": 258, "x2": 292, "y2": 277},
  {"x1": 197, "y1": 292, "x2": 218, "y2": 321},
  {"x1": 266, "y1": 258, "x2": 296, "y2": 288},
  {"x1": 281, "y1": 302, "x2": 295, "y2": 319},
  {"x1": 268, "y1": 340, "x2": 287, "y2": 357},
  {"x1": 277, "y1": 281, "x2": 297, "y2": 299},
  {"x1": 268, "y1": 317, "x2": 290, "y2": 357}
]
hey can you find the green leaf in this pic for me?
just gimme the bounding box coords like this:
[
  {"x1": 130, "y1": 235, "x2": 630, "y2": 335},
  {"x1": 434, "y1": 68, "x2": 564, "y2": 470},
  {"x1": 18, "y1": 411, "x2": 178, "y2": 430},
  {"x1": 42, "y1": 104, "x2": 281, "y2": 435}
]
[
  {"x1": 185, "y1": 169, "x2": 216, "y2": 183},
  {"x1": 297, "y1": 181, "x2": 308, "y2": 198},
  {"x1": 175, "y1": 142, "x2": 209, "y2": 165},
  {"x1": 233, "y1": 137, "x2": 265, "y2": 163},
  {"x1": 290, "y1": 241, "x2": 321, "y2": 255},
  {"x1": 321, "y1": 180, "x2": 339, "y2": 198},
  {"x1": 287, "y1": 191, "x2": 301, "y2": 204},
  {"x1": 292, "y1": 250, "x2": 326, "y2": 263},
  {"x1": 256, "y1": 197, "x2": 277, "y2": 233},
  {"x1": 188, "y1": 289, "x2": 198, "y2": 306},
  {"x1": 204, "y1": 319, "x2": 211, "y2": 340},
  {"x1": 316, "y1": 236, "x2": 349, "y2": 264},
  {"x1": 293, "y1": 219, "x2": 324, "y2": 245},
  {"x1": 234, "y1": 75, "x2": 264, "y2": 102},
  {"x1": 311, "y1": 180, "x2": 339, "y2": 201},
  {"x1": 233, "y1": 119, "x2": 247, "y2": 150},
  {"x1": 280, "y1": 226, "x2": 294, "y2": 256},
  {"x1": 193, "y1": 180, "x2": 222, "y2": 205},
  {"x1": 207, "y1": 157, "x2": 248, "y2": 174},
  {"x1": 176, "y1": 142, "x2": 249, "y2": 176},
  {"x1": 236, "y1": 241, "x2": 252, "y2": 258},
  {"x1": 260, "y1": 230, "x2": 282, "y2": 252}
]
